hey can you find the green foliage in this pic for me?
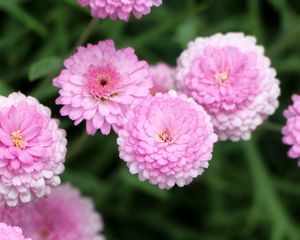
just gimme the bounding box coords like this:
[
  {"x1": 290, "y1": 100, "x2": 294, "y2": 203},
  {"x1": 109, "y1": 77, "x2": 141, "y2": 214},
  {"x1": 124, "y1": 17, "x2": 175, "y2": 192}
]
[
  {"x1": 29, "y1": 56, "x2": 62, "y2": 81},
  {"x1": 1, "y1": 0, "x2": 300, "y2": 239}
]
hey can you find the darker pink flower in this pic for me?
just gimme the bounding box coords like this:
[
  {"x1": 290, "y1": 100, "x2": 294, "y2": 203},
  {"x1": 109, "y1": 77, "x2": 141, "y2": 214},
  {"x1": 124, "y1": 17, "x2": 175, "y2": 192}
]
[
  {"x1": 149, "y1": 63, "x2": 175, "y2": 95},
  {"x1": 282, "y1": 94, "x2": 300, "y2": 166},
  {"x1": 117, "y1": 91, "x2": 217, "y2": 189},
  {"x1": 0, "y1": 93, "x2": 67, "y2": 206},
  {"x1": 78, "y1": 0, "x2": 162, "y2": 21},
  {"x1": 53, "y1": 40, "x2": 152, "y2": 135},
  {"x1": 0, "y1": 223, "x2": 31, "y2": 240},
  {"x1": 176, "y1": 33, "x2": 280, "y2": 141},
  {"x1": 0, "y1": 184, "x2": 104, "y2": 240}
]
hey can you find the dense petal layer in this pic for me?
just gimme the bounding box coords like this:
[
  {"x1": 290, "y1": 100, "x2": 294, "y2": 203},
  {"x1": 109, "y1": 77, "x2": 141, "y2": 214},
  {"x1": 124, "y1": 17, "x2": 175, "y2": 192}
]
[
  {"x1": 175, "y1": 32, "x2": 280, "y2": 141},
  {"x1": 78, "y1": 0, "x2": 162, "y2": 21},
  {"x1": 53, "y1": 40, "x2": 152, "y2": 135},
  {"x1": 117, "y1": 90, "x2": 217, "y2": 189},
  {"x1": 282, "y1": 94, "x2": 300, "y2": 166},
  {"x1": 0, "y1": 92, "x2": 67, "y2": 206}
]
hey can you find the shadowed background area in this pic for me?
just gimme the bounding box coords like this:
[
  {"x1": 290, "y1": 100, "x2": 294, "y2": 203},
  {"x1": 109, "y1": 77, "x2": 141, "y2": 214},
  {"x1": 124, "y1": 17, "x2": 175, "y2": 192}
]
[{"x1": 1, "y1": 0, "x2": 300, "y2": 239}]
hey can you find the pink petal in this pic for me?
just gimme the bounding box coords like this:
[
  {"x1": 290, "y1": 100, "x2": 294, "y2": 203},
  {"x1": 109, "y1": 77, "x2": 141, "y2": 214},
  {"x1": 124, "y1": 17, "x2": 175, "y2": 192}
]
[
  {"x1": 0, "y1": 113, "x2": 14, "y2": 134},
  {"x1": 27, "y1": 147, "x2": 44, "y2": 157},
  {"x1": 86, "y1": 120, "x2": 97, "y2": 135},
  {"x1": 18, "y1": 151, "x2": 34, "y2": 164},
  {"x1": 0, "y1": 129, "x2": 13, "y2": 146},
  {"x1": 22, "y1": 125, "x2": 41, "y2": 141}
]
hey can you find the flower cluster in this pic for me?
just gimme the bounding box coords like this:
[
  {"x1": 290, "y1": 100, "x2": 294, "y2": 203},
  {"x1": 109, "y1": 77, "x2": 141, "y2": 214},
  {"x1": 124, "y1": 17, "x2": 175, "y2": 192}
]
[
  {"x1": 0, "y1": 93, "x2": 67, "y2": 206},
  {"x1": 53, "y1": 32, "x2": 283, "y2": 188},
  {"x1": 77, "y1": 0, "x2": 162, "y2": 21},
  {"x1": 0, "y1": 184, "x2": 104, "y2": 240},
  {"x1": 2, "y1": 0, "x2": 294, "y2": 235}
]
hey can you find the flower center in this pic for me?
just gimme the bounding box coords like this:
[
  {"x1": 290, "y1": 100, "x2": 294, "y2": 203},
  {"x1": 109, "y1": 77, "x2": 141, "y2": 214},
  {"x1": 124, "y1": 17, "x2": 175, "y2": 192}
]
[
  {"x1": 159, "y1": 130, "x2": 172, "y2": 143},
  {"x1": 214, "y1": 71, "x2": 229, "y2": 85},
  {"x1": 10, "y1": 130, "x2": 26, "y2": 149},
  {"x1": 39, "y1": 229, "x2": 49, "y2": 240},
  {"x1": 85, "y1": 65, "x2": 120, "y2": 100},
  {"x1": 100, "y1": 78, "x2": 108, "y2": 87}
]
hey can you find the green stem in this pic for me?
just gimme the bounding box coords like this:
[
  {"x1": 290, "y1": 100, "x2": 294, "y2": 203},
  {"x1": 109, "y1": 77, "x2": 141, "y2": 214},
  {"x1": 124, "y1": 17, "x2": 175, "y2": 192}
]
[
  {"x1": 248, "y1": 0, "x2": 264, "y2": 42},
  {"x1": 243, "y1": 140, "x2": 299, "y2": 239},
  {"x1": 74, "y1": 18, "x2": 98, "y2": 50},
  {"x1": 269, "y1": 25, "x2": 300, "y2": 57}
]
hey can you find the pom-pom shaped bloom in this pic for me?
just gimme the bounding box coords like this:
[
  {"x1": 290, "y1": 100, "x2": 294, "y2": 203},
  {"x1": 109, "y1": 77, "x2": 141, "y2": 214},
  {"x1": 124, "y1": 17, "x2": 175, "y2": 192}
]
[
  {"x1": 117, "y1": 90, "x2": 217, "y2": 189},
  {"x1": 0, "y1": 93, "x2": 67, "y2": 206},
  {"x1": 0, "y1": 223, "x2": 31, "y2": 240},
  {"x1": 53, "y1": 40, "x2": 152, "y2": 135},
  {"x1": 176, "y1": 32, "x2": 280, "y2": 141},
  {"x1": 0, "y1": 184, "x2": 104, "y2": 240},
  {"x1": 77, "y1": 0, "x2": 162, "y2": 21},
  {"x1": 282, "y1": 94, "x2": 300, "y2": 166},
  {"x1": 149, "y1": 63, "x2": 175, "y2": 95}
]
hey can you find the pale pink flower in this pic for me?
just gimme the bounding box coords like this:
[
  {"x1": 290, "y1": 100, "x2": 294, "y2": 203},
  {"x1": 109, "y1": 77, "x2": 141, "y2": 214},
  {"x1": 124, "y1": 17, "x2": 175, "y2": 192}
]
[
  {"x1": 0, "y1": 184, "x2": 104, "y2": 240},
  {"x1": 78, "y1": 0, "x2": 162, "y2": 21},
  {"x1": 53, "y1": 40, "x2": 152, "y2": 135},
  {"x1": 149, "y1": 63, "x2": 175, "y2": 95},
  {"x1": 176, "y1": 32, "x2": 280, "y2": 141},
  {"x1": 0, "y1": 223, "x2": 31, "y2": 240},
  {"x1": 282, "y1": 94, "x2": 300, "y2": 166},
  {"x1": 117, "y1": 90, "x2": 217, "y2": 189},
  {"x1": 0, "y1": 93, "x2": 67, "y2": 206}
]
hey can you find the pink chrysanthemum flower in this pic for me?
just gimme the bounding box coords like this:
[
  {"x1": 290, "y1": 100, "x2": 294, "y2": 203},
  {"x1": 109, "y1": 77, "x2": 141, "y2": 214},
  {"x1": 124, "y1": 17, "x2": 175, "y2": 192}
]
[
  {"x1": 117, "y1": 90, "x2": 217, "y2": 189},
  {"x1": 0, "y1": 184, "x2": 104, "y2": 240},
  {"x1": 282, "y1": 94, "x2": 300, "y2": 166},
  {"x1": 149, "y1": 63, "x2": 175, "y2": 95},
  {"x1": 0, "y1": 92, "x2": 67, "y2": 206},
  {"x1": 175, "y1": 33, "x2": 280, "y2": 141},
  {"x1": 77, "y1": 0, "x2": 162, "y2": 21},
  {"x1": 53, "y1": 40, "x2": 152, "y2": 135},
  {"x1": 0, "y1": 223, "x2": 31, "y2": 240}
]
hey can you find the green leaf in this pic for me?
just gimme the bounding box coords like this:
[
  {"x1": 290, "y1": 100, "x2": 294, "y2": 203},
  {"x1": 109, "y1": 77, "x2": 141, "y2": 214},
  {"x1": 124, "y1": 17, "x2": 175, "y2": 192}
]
[
  {"x1": 174, "y1": 18, "x2": 199, "y2": 48},
  {"x1": 267, "y1": 0, "x2": 287, "y2": 12},
  {"x1": 274, "y1": 56, "x2": 300, "y2": 73},
  {"x1": 0, "y1": 0, "x2": 48, "y2": 37},
  {"x1": 29, "y1": 57, "x2": 62, "y2": 81},
  {"x1": 30, "y1": 78, "x2": 58, "y2": 101}
]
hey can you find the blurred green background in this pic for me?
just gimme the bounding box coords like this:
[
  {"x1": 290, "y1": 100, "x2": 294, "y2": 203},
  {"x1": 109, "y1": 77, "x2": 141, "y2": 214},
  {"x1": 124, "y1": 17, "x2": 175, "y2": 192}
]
[{"x1": 1, "y1": 0, "x2": 300, "y2": 239}]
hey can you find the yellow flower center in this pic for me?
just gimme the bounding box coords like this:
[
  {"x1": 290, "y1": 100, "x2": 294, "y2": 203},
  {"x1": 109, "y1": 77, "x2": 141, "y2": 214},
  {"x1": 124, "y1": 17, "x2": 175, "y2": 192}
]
[
  {"x1": 10, "y1": 130, "x2": 26, "y2": 149},
  {"x1": 214, "y1": 71, "x2": 229, "y2": 85},
  {"x1": 159, "y1": 130, "x2": 172, "y2": 143}
]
